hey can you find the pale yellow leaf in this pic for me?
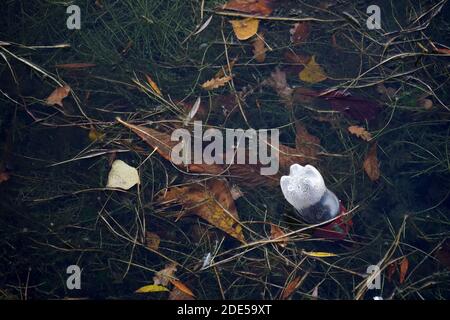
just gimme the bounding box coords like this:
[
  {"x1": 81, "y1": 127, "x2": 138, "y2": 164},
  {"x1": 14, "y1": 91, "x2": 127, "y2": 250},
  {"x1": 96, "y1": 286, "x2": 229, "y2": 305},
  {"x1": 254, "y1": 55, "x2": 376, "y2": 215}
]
[
  {"x1": 106, "y1": 160, "x2": 140, "y2": 190},
  {"x1": 145, "y1": 74, "x2": 162, "y2": 96},
  {"x1": 303, "y1": 251, "x2": 337, "y2": 258}
]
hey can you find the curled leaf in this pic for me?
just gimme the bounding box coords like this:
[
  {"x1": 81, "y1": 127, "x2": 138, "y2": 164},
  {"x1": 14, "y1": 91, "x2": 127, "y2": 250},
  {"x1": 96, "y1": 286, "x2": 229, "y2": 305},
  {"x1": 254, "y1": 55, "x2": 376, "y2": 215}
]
[
  {"x1": 135, "y1": 284, "x2": 169, "y2": 293},
  {"x1": 303, "y1": 251, "x2": 337, "y2": 258}
]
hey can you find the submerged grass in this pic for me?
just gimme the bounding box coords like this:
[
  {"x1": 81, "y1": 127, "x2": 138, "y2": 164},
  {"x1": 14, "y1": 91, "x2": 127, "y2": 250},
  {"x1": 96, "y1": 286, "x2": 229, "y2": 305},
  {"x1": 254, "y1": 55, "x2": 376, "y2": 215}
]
[{"x1": 0, "y1": 0, "x2": 449, "y2": 299}]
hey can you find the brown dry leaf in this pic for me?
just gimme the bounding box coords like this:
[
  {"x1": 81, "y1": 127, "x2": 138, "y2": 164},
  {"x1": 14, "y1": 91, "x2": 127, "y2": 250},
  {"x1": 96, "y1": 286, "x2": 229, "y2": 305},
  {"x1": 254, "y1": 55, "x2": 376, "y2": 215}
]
[
  {"x1": 281, "y1": 276, "x2": 301, "y2": 300},
  {"x1": 270, "y1": 224, "x2": 288, "y2": 247},
  {"x1": 159, "y1": 179, "x2": 246, "y2": 243},
  {"x1": 153, "y1": 262, "x2": 178, "y2": 286},
  {"x1": 169, "y1": 286, "x2": 195, "y2": 300},
  {"x1": 45, "y1": 85, "x2": 71, "y2": 107},
  {"x1": 230, "y1": 18, "x2": 259, "y2": 40},
  {"x1": 145, "y1": 231, "x2": 160, "y2": 251},
  {"x1": 399, "y1": 257, "x2": 409, "y2": 284},
  {"x1": 145, "y1": 74, "x2": 162, "y2": 96},
  {"x1": 348, "y1": 125, "x2": 372, "y2": 141},
  {"x1": 0, "y1": 171, "x2": 10, "y2": 184},
  {"x1": 214, "y1": 57, "x2": 238, "y2": 79},
  {"x1": 222, "y1": 0, "x2": 274, "y2": 16},
  {"x1": 252, "y1": 33, "x2": 267, "y2": 63},
  {"x1": 55, "y1": 63, "x2": 96, "y2": 69},
  {"x1": 201, "y1": 75, "x2": 232, "y2": 90},
  {"x1": 116, "y1": 118, "x2": 224, "y2": 175},
  {"x1": 169, "y1": 279, "x2": 195, "y2": 298},
  {"x1": 418, "y1": 98, "x2": 433, "y2": 110},
  {"x1": 290, "y1": 22, "x2": 310, "y2": 45},
  {"x1": 278, "y1": 121, "x2": 321, "y2": 170},
  {"x1": 263, "y1": 68, "x2": 293, "y2": 107},
  {"x1": 299, "y1": 56, "x2": 327, "y2": 83},
  {"x1": 386, "y1": 262, "x2": 396, "y2": 283},
  {"x1": 363, "y1": 143, "x2": 380, "y2": 181}
]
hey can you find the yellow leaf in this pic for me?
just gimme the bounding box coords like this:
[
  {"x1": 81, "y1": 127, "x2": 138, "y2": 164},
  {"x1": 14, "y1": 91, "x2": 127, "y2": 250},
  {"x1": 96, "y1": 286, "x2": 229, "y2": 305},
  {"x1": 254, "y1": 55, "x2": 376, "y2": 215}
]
[
  {"x1": 303, "y1": 251, "x2": 337, "y2": 258},
  {"x1": 169, "y1": 279, "x2": 195, "y2": 298},
  {"x1": 145, "y1": 74, "x2": 162, "y2": 96},
  {"x1": 299, "y1": 56, "x2": 327, "y2": 83},
  {"x1": 348, "y1": 125, "x2": 372, "y2": 141},
  {"x1": 201, "y1": 76, "x2": 232, "y2": 90},
  {"x1": 135, "y1": 284, "x2": 169, "y2": 293},
  {"x1": 88, "y1": 127, "x2": 105, "y2": 142},
  {"x1": 230, "y1": 18, "x2": 259, "y2": 40},
  {"x1": 45, "y1": 85, "x2": 71, "y2": 107}
]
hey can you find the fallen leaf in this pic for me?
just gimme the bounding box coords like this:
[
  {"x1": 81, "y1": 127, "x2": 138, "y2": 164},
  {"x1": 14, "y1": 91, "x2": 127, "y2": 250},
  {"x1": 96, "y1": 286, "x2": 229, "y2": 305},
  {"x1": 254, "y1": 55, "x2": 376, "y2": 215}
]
[
  {"x1": 303, "y1": 251, "x2": 337, "y2": 258},
  {"x1": 252, "y1": 33, "x2": 267, "y2": 62},
  {"x1": 106, "y1": 160, "x2": 140, "y2": 190},
  {"x1": 399, "y1": 257, "x2": 409, "y2": 284},
  {"x1": 283, "y1": 51, "x2": 309, "y2": 74},
  {"x1": 433, "y1": 47, "x2": 450, "y2": 54},
  {"x1": 135, "y1": 284, "x2": 169, "y2": 293},
  {"x1": 159, "y1": 179, "x2": 246, "y2": 243},
  {"x1": 299, "y1": 56, "x2": 327, "y2": 83},
  {"x1": 214, "y1": 57, "x2": 238, "y2": 79},
  {"x1": 153, "y1": 263, "x2": 178, "y2": 286},
  {"x1": 145, "y1": 74, "x2": 162, "y2": 96},
  {"x1": 45, "y1": 85, "x2": 71, "y2": 107},
  {"x1": 145, "y1": 232, "x2": 160, "y2": 251},
  {"x1": 169, "y1": 279, "x2": 195, "y2": 298},
  {"x1": 230, "y1": 18, "x2": 259, "y2": 40},
  {"x1": 0, "y1": 171, "x2": 10, "y2": 184},
  {"x1": 55, "y1": 63, "x2": 96, "y2": 69},
  {"x1": 363, "y1": 143, "x2": 380, "y2": 181},
  {"x1": 281, "y1": 276, "x2": 302, "y2": 299},
  {"x1": 386, "y1": 262, "x2": 396, "y2": 282},
  {"x1": 348, "y1": 125, "x2": 372, "y2": 141},
  {"x1": 116, "y1": 118, "x2": 224, "y2": 175},
  {"x1": 322, "y1": 90, "x2": 381, "y2": 121},
  {"x1": 223, "y1": 0, "x2": 274, "y2": 16},
  {"x1": 201, "y1": 75, "x2": 232, "y2": 90},
  {"x1": 290, "y1": 22, "x2": 310, "y2": 45},
  {"x1": 417, "y1": 97, "x2": 433, "y2": 110},
  {"x1": 270, "y1": 224, "x2": 288, "y2": 247},
  {"x1": 169, "y1": 286, "x2": 195, "y2": 300},
  {"x1": 263, "y1": 68, "x2": 293, "y2": 106},
  {"x1": 88, "y1": 127, "x2": 105, "y2": 142}
]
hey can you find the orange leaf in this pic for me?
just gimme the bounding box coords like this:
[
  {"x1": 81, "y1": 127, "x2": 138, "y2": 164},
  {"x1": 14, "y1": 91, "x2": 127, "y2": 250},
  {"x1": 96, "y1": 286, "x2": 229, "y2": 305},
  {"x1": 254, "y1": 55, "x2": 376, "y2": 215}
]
[
  {"x1": 399, "y1": 257, "x2": 409, "y2": 284},
  {"x1": 270, "y1": 224, "x2": 288, "y2": 247},
  {"x1": 363, "y1": 143, "x2": 380, "y2": 181},
  {"x1": 0, "y1": 171, "x2": 10, "y2": 184},
  {"x1": 281, "y1": 276, "x2": 301, "y2": 300},
  {"x1": 223, "y1": 0, "x2": 274, "y2": 16},
  {"x1": 348, "y1": 125, "x2": 372, "y2": 141},
  {"x1": 159, "y1": 179, "x2": 246, "y2": 243},
  {"x1": 45, "y1": 85, "x2": 71, "y2": 107},
  {"x1": 169, "y1": 279, "x2": 195, "y2": 298},
  {"x1": 169, "y1": 286, "x2": 195, "y2": 300},
  {"x1": 386, "y1": 262, "x2": 396, "y2": 283},
  {"x1": 201, "y1": 75, "x2": 232, "y2": 90},
  {"x1": 145, "y1": 74, "x2": 162, "y2": 96}
]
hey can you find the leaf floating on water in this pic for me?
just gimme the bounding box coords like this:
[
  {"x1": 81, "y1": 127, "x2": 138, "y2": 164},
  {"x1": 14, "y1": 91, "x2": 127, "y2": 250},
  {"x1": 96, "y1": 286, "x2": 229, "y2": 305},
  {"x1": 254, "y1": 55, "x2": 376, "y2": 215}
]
[
  {"x1": 252, "y1": 33, "x2": 267, "y2": 62},
  {"x1": 399, "y1": 257, "x2": 409, "y2": 284},
  {"x1": 106, "y1": 160, "x2": 140, "y2": 190},
  {"x1": 135, "y1": 284, "x2": 169, "y2": 293},
  {"x1": 158, "y1": 179, "x2": 246, "y2": 243},
  {"x1": 153, "y1": 263, "x2": 178, "y2": 286},
  {"x1": 270, "y1": 224, "x2": 288, "y2": 247},
  {"x1": 281, "y1": 276, "x2": 302, "y2": 300},
  {"x1": 88, "y1": 127, "x2": 105, "y2": 142},
  {"x1": 169, "y1": 279, "x2": 195, "y2": 298},
  {"x1": 230, "y1": 18, "x2": 259, "y2": 40},
  {"x1": 363, "y1": 143, "x2": 380, "y2": 181},
  {"x1": 45, "y1": 85, "x2": 71, "y2": 107},
  {"x1": 55, "y1": 63, "x2": 96, "y2": 69},
  {"x1": 290, "y1": 22, "x2": 310, "y2": 45},
  {"x1": 348, "y1": 125, "x2": 372, "y2": 141},
  {"x1": 169, "y1": 286, "x2": 195, "y2": 300},
  {"x1": 299, "y1": 56, "x2": 327, "y2": 83},
  {"x1": 145, "y1": 74, "x2": 162, "y2": 96},
  {"x1": 303, "y1": 251, "x2": 337, "y2": 258},
  {"x1": 145, "y1": 231, "x2": 161, "y2": 251},
  {"x1": 201, "y1": 75, "x2": 232, "y2": 90},
  {"x1": 222, "y1": 0, "x2": 274, "y2": 16}
]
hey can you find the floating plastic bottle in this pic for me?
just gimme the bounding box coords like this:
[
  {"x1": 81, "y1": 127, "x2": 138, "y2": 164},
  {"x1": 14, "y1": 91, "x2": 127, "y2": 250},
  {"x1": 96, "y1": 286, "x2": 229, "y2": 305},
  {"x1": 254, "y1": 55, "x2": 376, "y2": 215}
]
[{"x1": 280, "y1": 164, "x2": 340, "y2": 224}]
